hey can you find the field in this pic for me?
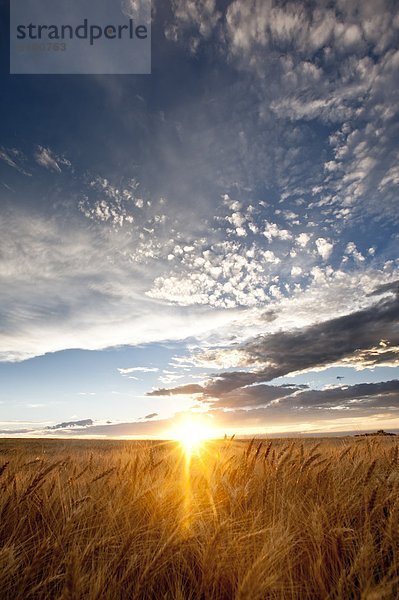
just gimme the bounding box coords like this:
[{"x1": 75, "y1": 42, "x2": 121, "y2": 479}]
[{"x1": 0, "y1": 437, "x2": 398, "y2": 599}]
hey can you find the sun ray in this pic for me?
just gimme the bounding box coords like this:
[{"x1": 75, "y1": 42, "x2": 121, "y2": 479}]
[{"x1": 169, "y1": 416, "x2": 215, "y2": 459}]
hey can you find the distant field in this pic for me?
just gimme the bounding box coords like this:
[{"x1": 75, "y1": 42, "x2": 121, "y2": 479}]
[{"x1": 0, "y1": 437, "x2": 398, "y2": 599}]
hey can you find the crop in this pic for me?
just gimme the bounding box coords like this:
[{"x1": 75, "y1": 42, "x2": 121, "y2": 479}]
[{"x1": 0, "y1": 437, "x2": 398, "y2": 599}]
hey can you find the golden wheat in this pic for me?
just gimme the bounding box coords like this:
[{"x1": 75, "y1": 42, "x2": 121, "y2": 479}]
[{"x1": 0, "y1": 437, "x2": 398, "y2": 599}]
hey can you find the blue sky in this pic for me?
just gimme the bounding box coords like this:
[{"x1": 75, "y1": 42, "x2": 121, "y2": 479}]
[{"x1": 1, "y1": 0, "x2": 399, "y2": 437}]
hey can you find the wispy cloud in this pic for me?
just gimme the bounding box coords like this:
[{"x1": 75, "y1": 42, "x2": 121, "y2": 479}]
[
  {"x1": 0, "y1": 147, "x2": 31, "y2": 176},
  {"x1": 34, "y1": 146, "x2": 63, "y2": 173},
  {"x1": 118, "y1": 366, "x2": 159, "y2": 374},
  {"x1": 0, "y1": 209, "x2": 242, "y2": 361}
]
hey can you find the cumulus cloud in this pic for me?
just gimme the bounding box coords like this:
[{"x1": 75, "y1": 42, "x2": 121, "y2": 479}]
[
  {"x1": 297, "y1": 232, "x2": 311, "y2": 247},
  {"x1": 291, "y1": 266, "x2": 302, "y2": 277},
  {"x1": 315, "y1": 238, "x2": 334, "y2": 261},
  {"x1": 263, "y1": 222, "x2": 292, "y2": 243}
]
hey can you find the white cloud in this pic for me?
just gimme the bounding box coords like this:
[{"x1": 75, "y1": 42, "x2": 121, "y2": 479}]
[
  {"x1": 291, "y1": 266, "x2": 302, "y2": 277},
  {"x1": 315, "y1": 238, "x2": 334, "y2": 261},
  {"x1": 344, "y1": 242, "x2": 365, "y2": 263},
  {"x1": 2, "y1": 3, "x2": 399, "y2": 366},
  {"x1": 0, "y1": 211, "x2": 244, "y2": 362},
  {"x1": 165, "y1": 0, "x2": 399, "y2": 229},
  {"x1": 34, "y1": 146, "x2": 62, "y2": 173},
  {"x1": 118, "y1": 366, "x2": 159, "y2": 374},
  {"x1": 263, "y1": 222, "x2": 292, "y2": 243},
  {"x1": 0, "y1": 147, "x2": 31, "y2": 176},
  {"x1": 297, "y1": 232, "x2": 311, "y2": 247},
  {"x1": 165, "y1": 0, "x2": 221, "y2": 43}
]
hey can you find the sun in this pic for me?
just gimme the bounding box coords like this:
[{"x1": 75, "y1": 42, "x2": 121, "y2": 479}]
[{"x1": 171, "y1": 417, "x2": 214, "y2": 456}]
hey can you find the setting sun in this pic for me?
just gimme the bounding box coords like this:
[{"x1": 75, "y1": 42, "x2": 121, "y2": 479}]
[{"x1": 171, "y1": 418, "x2": 215, "y2": 456}]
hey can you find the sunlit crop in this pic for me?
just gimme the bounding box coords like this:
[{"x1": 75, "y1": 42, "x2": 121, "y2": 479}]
[{"x1": 0, "y1": 437, "x2": 398, "y2": 599}]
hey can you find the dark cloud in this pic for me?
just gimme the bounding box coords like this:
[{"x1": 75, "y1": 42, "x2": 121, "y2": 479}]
[
  {"x1": 208, "y1": 384, "x2": 302, "y2": 409},
  {"x1": 144, "y1": 413, "x2": 158, "y2": 419},
  {"x1": 46, "y1": 419, "x2": 93, "y2": 430},
  {"x1": 148, "y1": 282, "x2": 399, "y2": 406},
  {"x1": 60, "y1": 418, "x2": 172, "y2": 437},
  {"x1": 282, "y1": 380, "x2": 399, "y2": 409},
  {"x1": 368, "y1": 281, "x2": 399, "y2": 297},
  {"x1": 207, "y1": 380, "x2": 399, "y2": 428},
  {"x1": 280, "y1": 384, "x2": 309, "y2": 389},
  {"x1": 154, "y1": 287, "x2": 399, "y2": 398},
  {"x1": 214, "y1": 290, "x2": 399, "y2": 393},
  {"x1": 207, "y1": 380, "x2": 399, "y2": 412},
  {"x1": 147, "y1": 384, "x2": 204, "y2": 397}
]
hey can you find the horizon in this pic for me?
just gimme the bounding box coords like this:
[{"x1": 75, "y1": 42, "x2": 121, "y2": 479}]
[{"x1": 1, "y1": 423, "x2": 398, "y2": 441}]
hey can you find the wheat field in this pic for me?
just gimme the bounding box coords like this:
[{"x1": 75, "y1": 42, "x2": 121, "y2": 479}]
[{"x1": 0, "y1": 437, "x2": 398, "y2": 599}]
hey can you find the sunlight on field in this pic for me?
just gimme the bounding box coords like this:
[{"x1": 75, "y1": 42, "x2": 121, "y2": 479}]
[
  {"x1": 169, "y1": 416, "x2": 215, "y2": 459},
  {"x1": 1, "y1": 437, "x2": 399, "y2": 599}
]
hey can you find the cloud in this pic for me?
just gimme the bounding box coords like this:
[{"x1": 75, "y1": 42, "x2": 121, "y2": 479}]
[
  {"x1": 207, "y1": 383, "x2": 303, "y2": 409},
  {"x1": 8, "y1": 379, "x2": 399, "y2": 437},
  {"x1": 210, "y1": 289, "x2": 399, "y2": 393},
  {"x1": 152, "y1": 282, "x2": 399, "y2": 397},
  {"x1": 0, "y1": 147, "x2": 31, "y2": 176},
  {"x1": 315, "y1": 238, "x2": 334, "y2": 261},
  {"x1": 3, "y1": 378, "x2": 399, "y2": 437},
  {"x1": 53, "y1": 418, "x2": 173, "y2": 437},
  {"x1": 206, "y1": 380, "x2": 399, "y2": 430},
  {"x1": 147, "y1": 383, "x2": 204, "y2": 397},
  {"x1": 2, "y1": 1, "x2": 399, "y2": 371},
  {"x1": 0, "y1": 210, "x2": 245, "y2": 362},
  {"x1": 291, "y1": 266, "x2": 302, "y2": 277},
  {"x1": 165, "y1": 0, "x2": 399, "y2": 231},
  {"x1": 288, "y1": 380, "x2": 399, "y2": 409},
  {"x1": 46, "y1": 419, "x2": 93, "y2": 430},
  {"x1": 165, "y1": 0, "x2": 221, "y2": 44},
  {"x1": 4, "y1": 198, "x2": 393, "y2": 369},
  {"x1": 118, "y1": 366, "x2": 159, "y2": 374},
  {"x1": 34, "y1": 146, "x2": 63, "y2": 173},
  {"x1": 263, "y1": 222, "x2": 292, "y2": 243},
  {"x1": 0, "y1": 429, "x2": 32, "y2": 435},
  {"x1": 186, "y1": 380, "x2": 399, "y2": 426}
]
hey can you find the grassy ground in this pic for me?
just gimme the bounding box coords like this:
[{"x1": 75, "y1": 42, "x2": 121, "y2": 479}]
[{"x1": 0, "y1": 437, "x2": 398, "y2": 599}]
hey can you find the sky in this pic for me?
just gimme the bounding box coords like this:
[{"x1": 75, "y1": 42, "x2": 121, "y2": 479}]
[{"x1": 1, "y1": 0, "x2": 399, "y2": 438}]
